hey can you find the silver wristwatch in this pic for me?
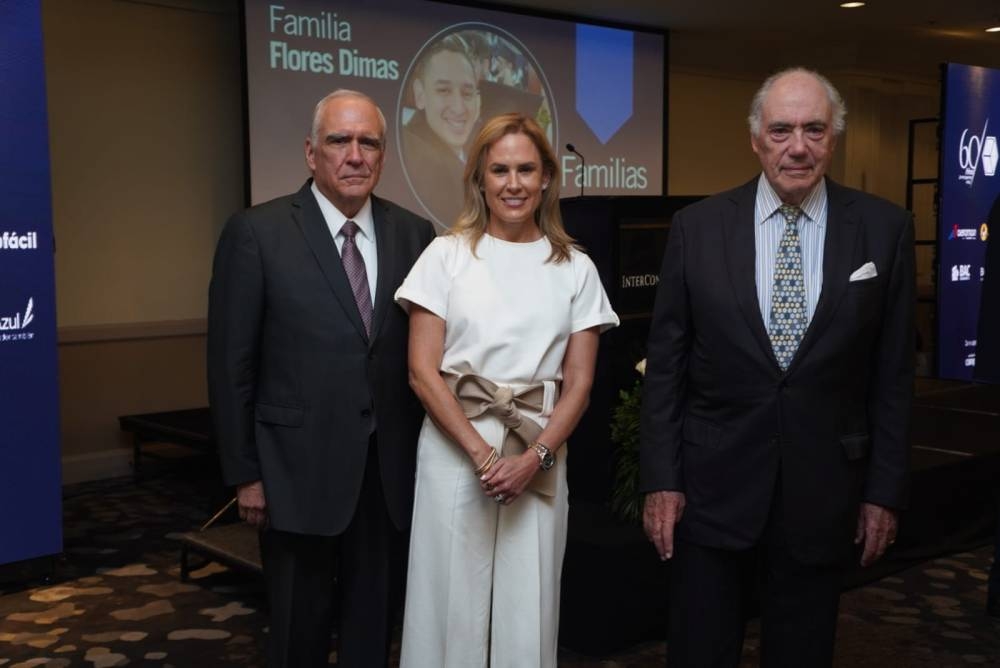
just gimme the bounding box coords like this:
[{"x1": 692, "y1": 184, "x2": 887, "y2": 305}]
[{"x1": 529, "y1": 441, "x2": 555, "y2": 471}]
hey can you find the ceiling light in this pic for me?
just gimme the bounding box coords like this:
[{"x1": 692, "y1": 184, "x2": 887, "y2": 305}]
[
  {"x1": 840, "y1": 2, "x2": 866, "y2": 7},
  {"x1": 987, "y1": 26, "x2": 1000, "y2": 33}
]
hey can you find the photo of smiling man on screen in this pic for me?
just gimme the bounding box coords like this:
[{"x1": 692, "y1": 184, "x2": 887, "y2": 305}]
[
  {"x1": 400, "y1": 28, "x2": 553, "y2": 229},
  {"x1": 400, "y1": 34, "x2": 481, "y2": 228}
]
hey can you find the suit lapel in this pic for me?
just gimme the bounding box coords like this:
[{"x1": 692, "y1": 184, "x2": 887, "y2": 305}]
[
  {"x1": 723, "y1": 179, "x2": 778, "y2": 365},
  {"x1": 291, "y1": 181, "x2": 369, "y2": 342},
  {"x1": 369, "y1": 195, "x2": 397, "y2": 344},
  {"x1": 788, "y1": 179, "x2": 859, "y2": 370}
]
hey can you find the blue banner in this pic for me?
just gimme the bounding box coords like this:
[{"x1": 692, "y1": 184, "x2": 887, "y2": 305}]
[
  {"x1": 0, "y1": 0, "x2": 63, "y2": 565},
  {"x1": 575, "y1": 24, "x2": 634, "y2": 144},
  {"x1": 938, "y1": 63, "x2": 1000, "y2": 380}
]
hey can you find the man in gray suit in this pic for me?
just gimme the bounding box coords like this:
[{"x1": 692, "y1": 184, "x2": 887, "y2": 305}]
[
  {"x1": 208, "y1": 89, "x2": 435, "y2": 667},
  {"x1": 641, "y1": 68, "x2": 914, "y2": 666}
]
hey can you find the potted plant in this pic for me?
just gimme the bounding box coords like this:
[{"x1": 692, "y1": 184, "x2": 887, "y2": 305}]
[{"x1": 610, "y1": 359, "x2": 645, "y2": 524}]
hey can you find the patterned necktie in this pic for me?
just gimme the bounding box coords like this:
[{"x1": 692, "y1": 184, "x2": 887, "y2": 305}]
[
  {"x1": 340, "y1": 220, "x2": 373, "y2": 336},
  {"x1": 768, "y1": 204, "x2": 807, "y2": 370}
]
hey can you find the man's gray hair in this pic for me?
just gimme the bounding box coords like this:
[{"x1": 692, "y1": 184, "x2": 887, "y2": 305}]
[
  {"x1": 310, "y1": 89, "x2": 387, "y2": 144},
  {"x1": 747, "y1": 67, "x2": 847, "y2": 137}
]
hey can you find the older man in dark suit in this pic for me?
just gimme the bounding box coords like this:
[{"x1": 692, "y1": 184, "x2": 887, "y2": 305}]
[
  {"x1": 208, "y1": 89, "x2": 435, "y2": 667},
  {"x1": 640, "y1": 68, "x2": 914, "y2": 666}
]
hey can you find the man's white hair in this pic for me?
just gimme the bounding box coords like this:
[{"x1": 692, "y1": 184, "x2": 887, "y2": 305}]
[
  {"x1": 310, "y1": 89, "x2": 387, "y2": 144},
  {"x1": 747, "y1": 67, "x2": 847, "y2": 137}
]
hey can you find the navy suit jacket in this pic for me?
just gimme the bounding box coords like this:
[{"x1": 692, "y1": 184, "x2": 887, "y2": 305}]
[
  {"x1": 208, "y1": 181, "x2": 436, "y2": 535},
  {"x1": 640, "y1": 177, "x2": 915, "y2": 564}
]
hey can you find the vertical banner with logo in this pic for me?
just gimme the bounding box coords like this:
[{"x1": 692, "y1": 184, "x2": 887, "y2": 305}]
[
  {"x1": 0, "y1": 0, "x2": 63, "y2": 565},
  {"x1": 938, "y1": 63, "x2": 1000, "y2": 380}
]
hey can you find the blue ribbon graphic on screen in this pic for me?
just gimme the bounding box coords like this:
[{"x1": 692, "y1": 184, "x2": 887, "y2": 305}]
[{"x1": 575, "y1": 25, "x2": 633, "y2": 144}]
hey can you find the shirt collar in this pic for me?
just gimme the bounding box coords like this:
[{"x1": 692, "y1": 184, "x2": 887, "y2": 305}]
[
  {"x1": 310, "y1": 181, "x2": 375, "y2": 241},
  {"x1": 755, "y1": 174, "x2": 827, "y2": 227}
]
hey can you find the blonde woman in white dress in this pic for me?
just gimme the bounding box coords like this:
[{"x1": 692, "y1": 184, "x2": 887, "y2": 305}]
[{"x1": 395, "y1": 113, "x2": 619, "y2": 667}]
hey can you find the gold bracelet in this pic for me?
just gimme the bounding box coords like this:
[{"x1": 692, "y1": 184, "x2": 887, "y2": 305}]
[
  {"x1": 474, "y1": 448, "x2": 499, "y2": 476},
  {"x1": 475, "y1": 449, "x2": 497, "y2": 475}
]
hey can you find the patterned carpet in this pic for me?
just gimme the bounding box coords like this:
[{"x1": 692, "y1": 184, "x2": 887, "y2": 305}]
[{"x1": 0, "y1": 470, "x2": 998, "y2": 667}]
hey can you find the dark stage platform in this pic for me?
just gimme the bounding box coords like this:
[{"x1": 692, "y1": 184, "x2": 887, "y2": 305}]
[
  {"x1": 893, "y1": 381, "x2": 1000, "y2": 563},
  {"x1": 118, "y1": 407, "x2": 213, "y2": 479}
]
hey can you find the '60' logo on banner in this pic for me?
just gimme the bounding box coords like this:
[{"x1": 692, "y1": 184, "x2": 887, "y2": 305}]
[{"x1": 958, "y1": 119, "x2": 997, "y2": 187}]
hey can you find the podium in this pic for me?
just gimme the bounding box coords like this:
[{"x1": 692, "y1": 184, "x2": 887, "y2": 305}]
[
  {"x1": 558, "y1": 195, "x2": 702, "y2": 653},
  {"x1": 558, "y1": 195, "x2": 700, "y2": 505}
]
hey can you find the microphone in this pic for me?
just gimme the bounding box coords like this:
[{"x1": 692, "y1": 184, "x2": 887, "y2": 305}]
[{"x1": 565, "y1": 143, "x2": 585, "y2": 198}]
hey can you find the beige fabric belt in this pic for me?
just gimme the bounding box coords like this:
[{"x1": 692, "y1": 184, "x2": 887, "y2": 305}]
[{"x1": 443, "y1": 372, "x2": 561, "y2": 497}]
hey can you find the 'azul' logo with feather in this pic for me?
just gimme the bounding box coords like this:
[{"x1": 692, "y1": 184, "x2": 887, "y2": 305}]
[{"x1": 0, "y1": 298, "x2": 35, "y2": 332}]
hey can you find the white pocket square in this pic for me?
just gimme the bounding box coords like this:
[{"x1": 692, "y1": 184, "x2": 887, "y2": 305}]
[{"x1": 849, "y1": 261, "x2": 877, "y2": 282}]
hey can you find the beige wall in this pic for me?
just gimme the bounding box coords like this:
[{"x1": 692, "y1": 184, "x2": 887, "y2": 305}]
[
  {"x1": 58, "y1": 333, "x2": 208, "y2": 481},
  {"x1": 43, "y1": 0, "x2": 241, "y2": 478},
  {"x1": 44, "y1": 0, "x2": 242, "y2": 328},
  {"x1": 43, "y1": 1, "x2": 942, "y2": 480},
  {"x1": 667, "y1": 70, "x2": 762, "y2": 196}
]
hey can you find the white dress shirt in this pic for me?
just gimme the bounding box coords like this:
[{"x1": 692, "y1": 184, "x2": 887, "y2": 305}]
[
  {"x1": 754, "y1": 174, "x2": 828, "y2": 328},
  {"x1": 311, "y1": 182, "x2": 378, "y2": 303}
]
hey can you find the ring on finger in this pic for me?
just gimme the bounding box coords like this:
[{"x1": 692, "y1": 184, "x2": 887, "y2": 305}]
[{"x1": 494, "y1": 494, "x2": 504, "y2": 503}]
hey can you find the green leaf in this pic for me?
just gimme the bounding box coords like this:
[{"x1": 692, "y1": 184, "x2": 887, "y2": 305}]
[{"x1": 609, "y1": 379, "x2": 644, "y2": 524}]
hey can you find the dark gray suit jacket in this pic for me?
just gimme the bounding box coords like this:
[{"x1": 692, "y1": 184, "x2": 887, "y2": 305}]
[
  {"x1": 640, "y1": 177, "x2": 915, "y2": 564},
  {"x1": 208, "y1": 180, "x2": 436, "y2": 535}
]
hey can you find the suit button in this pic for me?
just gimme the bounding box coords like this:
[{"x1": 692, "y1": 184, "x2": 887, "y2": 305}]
[
  {"x1": 361, "y1": 408, "x2": 371, "y2": 418},
  {"x1": 778, "y1": 379, "x2": 788, "y2": 389},
  {"x1": 367, "y1": 352, "x2": 375, "y2": 361}
]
